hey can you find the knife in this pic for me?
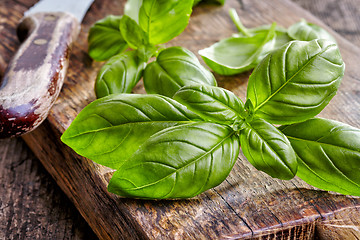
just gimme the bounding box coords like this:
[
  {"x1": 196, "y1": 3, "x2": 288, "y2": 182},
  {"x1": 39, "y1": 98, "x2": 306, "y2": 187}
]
[{"x1": 0, "y1": 0, "x2": 94, "y2": 138}]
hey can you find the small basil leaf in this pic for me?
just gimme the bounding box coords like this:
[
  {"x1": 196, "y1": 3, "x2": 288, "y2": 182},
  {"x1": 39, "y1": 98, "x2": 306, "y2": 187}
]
[
  {"x1": 243, "y1": 25, "x2": 292, "y2": 49},
  {"x1": 95, "y1": 51, "x2": 146, "y2": 98},
  {"x1": 199, "y1": 23, "x2": 277, "y2": 75},
  {"x1": 108, "y1": 122, "x2": 239, "y2": 199},
  {"x1": 280, "y1": 118, "x2": 360, "y2": 196},
  {"x1": 173, "y1": 84, "x2": 244, "y2": 125},
  {"x1": 139, "y1": 0, "x2": 193, "y2": 45},
  {"x1": 288, "y1": 19, "x2": 336, "y2": 43},
  {"x1": 240, "y1": 118, "x2": 297, "y2": 180},
  {"x1": 229, "y1": 9, "x2": 291, "y2": 52},
  {"x1": 124, "y1": 0, "x2": 143, "y2": 24},
  {"x1": 247, "y1": 39, "x2": 345, "y2": 125},
  {"x1": 119, "y1": 15, "x2": 149, "y2": 49},
  {"x1": 143, "y1": 46, "x2": 217, "y2": 97},
  {"x1": 88, "y1": 15, "x2": 128, "y2": 61},
  {"x1": 61, "y1": 94, "x2": 202, "y2": 170}
]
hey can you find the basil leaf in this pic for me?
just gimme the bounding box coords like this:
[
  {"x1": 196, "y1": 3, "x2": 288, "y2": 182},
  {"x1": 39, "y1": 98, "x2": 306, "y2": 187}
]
[
  {"x1": 108, "y1": 122, "x2": 239, "y2": 199},
  {"x1": 240, "y1": 118, "x2": 297, "y2": 180},
  {"x1": 199, "y1": 23, "x2": 277, "y2": 75},
  {"x1": 235, "y1": 25, "x2": 292, "y2": 49},
  {"x1": 138, "y1": 0, "x2": 193, "y2": 45},
  {"x1": 247, "y1": 39, "x2": 345, "y2": 125},
  {"x1": 88, "y1": 15, "x2": 128, "y2": 61},
  {"x1": 143, "y1": 46, "x2": 217, "y2": 97},
  {"x1": 230, "y1": 9, "x2": 291, "y2": 53},
  {"x1": 173, "y1": 84, "x2": 245, "y2": 126},
  {"x1": 124, "y1": 0, "x2": 143, "y2": 24},
  {"x1": 280, "y1": 118, "x2": 360, "y2": 196},
  {"x1": 61, "y1": 94, "x2": 202, "y2": 169},
  {"x1": 288, "y1": 19, "x2": 336, "y2": 43},
  {"x1": 94, "y1": 51, "x2": 146, "y2": 98},
  {"x1": 119, "y1": 15, "x2": 149, "y2": 50}
]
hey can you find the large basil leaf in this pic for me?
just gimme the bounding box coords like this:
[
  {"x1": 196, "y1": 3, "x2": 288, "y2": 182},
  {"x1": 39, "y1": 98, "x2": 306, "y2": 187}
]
[
  {"x1": 280, "y1": 118, "x2": 360, "y2": 196},
  {"x1": 247, "y1": 39, "x2": 345, "y2": 125},
  {"x1": 88, "y1": 15, "x2": 128, "y2": 61},
  {"x1": 108, "y1": 122, "x2": 240, "y2": 199},
  {"x1": 173, "y1": 84, "x2": 245, "y2": 126},
  {"x1": 240, "y1": 118, "x2": 297, "y2": 180},
  {"x1": 61, "y1": 94, "x2": 202, "y2": 170},
  {"x1": 119, "y1": 15, "x2": 149, "y2": 50},
  {"x1": 143, "y1": 46, "x2": 217, "y2": 97},
  {"x1": 138, "y1": 0, "x2": 193, "y2": 45},
  {"x1": 124, "y1": 0, "x2": 143, "y2": 24},
  {"x1": 199, "y1": 23, "x2": 277, "y2": 76},
  {"x1": 288, "y1": 19, "x2": 336, "y2": 43},
  {"x1": 94, "y1": 50, "x2": 146, "y2": 98}
]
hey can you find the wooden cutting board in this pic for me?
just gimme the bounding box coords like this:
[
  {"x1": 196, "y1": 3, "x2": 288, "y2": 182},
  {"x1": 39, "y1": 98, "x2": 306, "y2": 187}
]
[{"x1": 3, "y1": 0, "x2": 360, "y2": 239}]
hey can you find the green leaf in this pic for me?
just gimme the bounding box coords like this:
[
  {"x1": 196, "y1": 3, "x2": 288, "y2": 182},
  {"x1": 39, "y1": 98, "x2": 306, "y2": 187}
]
[
  {"x1": 288, "y1": 19, "x2": 336, "y2": 43},
  {"x1": 143, "y1": 46, "x2": 217, "y2": 97},
  {"x1": 139, "y1": 0, "x2": 193, "y2": 45},
  {"x1": 240, "y1": 118, "x2": 297, "y2": 180},
  {"x1": 124, "y1": 0, "x2": 143, "y2": 24},
  {"x1": 230, "y1": 8, "x2": 291, "y2": 51},
  {"x1": 199, "y1": 23, "x2": 277, "y2": 75},
  {"x1": 108, "y1": 122, "x2": 239, "y2": 199},
  {"x1": 240, "y1": 25, "x2": 292, "y2": 49},
  {"x1": 61, "y1": 94, "x2": 202, "y2": 170},
  {"x1": 173, "y1": 84, "x2": 245, "y2": 125},
  {"x1": 94, "y1": 50, "x2": 146, "y2": 98},
  {"x1": 280, "y1": 118, "x2": 360, "y2": 196},
  {"x1": 247, "y1": 39, "x2": 345, "y2": 125},
  {"x1": 119, "y1": 15, "x2": 149, "y2": 49},
  {"x1": 88, "y1": 15, "x2": 128, "y2": 61}
]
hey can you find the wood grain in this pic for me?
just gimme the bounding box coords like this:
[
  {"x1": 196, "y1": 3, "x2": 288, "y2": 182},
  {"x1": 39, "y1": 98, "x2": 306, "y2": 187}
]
[
  {"x1": 1, "y1": 0, "x2": 360, "y2": 239},
  {"x1": 0, "y1": 137, "x2": 98, "y2": 239}
]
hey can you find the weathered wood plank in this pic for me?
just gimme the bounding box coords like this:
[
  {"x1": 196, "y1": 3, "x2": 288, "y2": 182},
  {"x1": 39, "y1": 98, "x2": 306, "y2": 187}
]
[
  {"x1": 0, "y1": 138, "x2": 97, "y2": 239},
  {"x1": 0, "y1": 1, "x2": 98, "y2": 239}
]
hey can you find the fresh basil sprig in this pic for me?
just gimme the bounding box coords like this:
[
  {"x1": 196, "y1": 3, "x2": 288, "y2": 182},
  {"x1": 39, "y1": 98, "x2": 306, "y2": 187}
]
[
  {"x1": 63, "y1": 2, "x2": 360, "y2": 199},
  {"x1": 63, "y1": 38, "x2": 354, "y2": 199}
]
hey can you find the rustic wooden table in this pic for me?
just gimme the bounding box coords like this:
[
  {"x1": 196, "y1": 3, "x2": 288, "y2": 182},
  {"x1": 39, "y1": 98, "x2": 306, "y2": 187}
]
[{"x1": 0, "y1": 0, "x2": 359, "y2": 239}]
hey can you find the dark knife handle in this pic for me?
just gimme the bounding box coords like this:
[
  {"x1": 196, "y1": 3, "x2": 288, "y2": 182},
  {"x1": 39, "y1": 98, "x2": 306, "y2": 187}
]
[{"x1": 0, "y1": 12, "x2": 80, "y2": 138}]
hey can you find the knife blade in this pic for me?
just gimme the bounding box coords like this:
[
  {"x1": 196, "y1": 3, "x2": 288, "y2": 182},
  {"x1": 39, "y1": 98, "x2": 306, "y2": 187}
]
[{"x1": 0, "y1": 0, "x2": 94, "y2": 138}]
